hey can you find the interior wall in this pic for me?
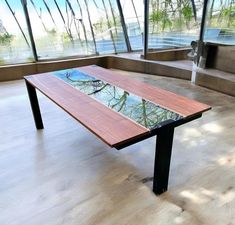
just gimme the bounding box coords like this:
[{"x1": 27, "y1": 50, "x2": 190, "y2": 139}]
[
  {"x1": 213, "y1": 46, "x2": 235, "y2": 74},
  {"x1": 0, "y1": 55, "x2": 192, "y2": 82},
  {"x1": 0, "y1": 56, "x2": 108, "y2": 82}
]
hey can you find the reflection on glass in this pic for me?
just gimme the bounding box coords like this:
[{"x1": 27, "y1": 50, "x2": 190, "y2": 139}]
[
  {"x1": 53, "y1": 68, "x2": 182, "y2": 129},
  {"x1": 27, "y1": 0, "x2": 95, "y2": 59},
  {"x1": 120, "y1": 0, "x2": 144, "y2": 50},
  {"x1": 26, "y1": 0, "x2": 127, "y2": 59},
  {"x1": 204, "y1": 0, "x2": 235, "y2": 45},
  {"x1": 148, "y1": 0, "x2": 202, "y2": 49}
]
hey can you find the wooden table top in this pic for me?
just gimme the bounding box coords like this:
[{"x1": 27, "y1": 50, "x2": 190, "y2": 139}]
[{"x1": 25, "y1": 65, "x2": 211, "y2": 148}]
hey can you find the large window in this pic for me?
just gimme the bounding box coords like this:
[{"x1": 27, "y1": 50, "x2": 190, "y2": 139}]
[
  {"x1": 148, "y1": 0, "x2": 203, "y2": 50},
  {"x1": 0, "y1": 0, "x2": 33, "y2": 65},
  {"x1": 90, "y1": 0, "x2": 127, "y2": 54},
  {"x1": 120, "y1": 0, "x2": 144, "y2": 50},
  {"x1": 1, "y1": 1, "x2": 235, "y2": 66},
  {"x1": 27, "y1": 0, "x2": 96, "y2": 59},
  {"x1": 27, "y1": 0, "x2": 127, "y2": 59},
  {"x1": 204, "y1": 0, "x2": 235, "y2": 45}
]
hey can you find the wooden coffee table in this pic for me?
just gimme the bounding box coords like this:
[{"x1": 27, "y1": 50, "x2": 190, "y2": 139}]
[{"x1": 24, "y1": 65, "x2": 211, "y2": 195}]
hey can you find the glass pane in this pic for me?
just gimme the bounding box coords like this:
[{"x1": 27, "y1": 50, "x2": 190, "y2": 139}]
[
  {"x1": 148, "y1": 0, "x2": 203, "y2": 50},
  {"x1": 120, "y1": 0, "x2": 144, "y2": 50},
  {"x1": 90, "y1": 0, "x2": 127, "y2": 54},
  {"x1": 53, "y1": 67, "x2": 182, "y2": 129},
  {"x1": 27, "y1": 0, "x2": 127, "y2": 59},
  {"x1": 0, "y1": 0, "x2": 33, "y2": 65},
  {"x1": 204, "y1": 0, "x2": 235, "y2": 45},
  {"x1": 27, "y1": 0, "x2": 96, "y2": 59}
]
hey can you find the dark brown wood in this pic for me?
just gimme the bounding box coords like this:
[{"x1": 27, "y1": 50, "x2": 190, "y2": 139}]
[
  {"x1": 24, "y1": 74, "x2": 149, "y2": 148},
  {"x1": 77, "y1": 65, "x2": 211, "y2": 117}
]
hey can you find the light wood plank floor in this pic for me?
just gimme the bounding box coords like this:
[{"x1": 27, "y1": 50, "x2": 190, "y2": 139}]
[{"x1": 0, "y1": 70, "x2": 235, "y2": 225}]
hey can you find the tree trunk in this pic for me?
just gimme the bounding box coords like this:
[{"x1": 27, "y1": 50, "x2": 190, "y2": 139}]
[
  {"x1": 131, "y1": 0, "x2": 141, "y2": 31},
  {"x1": 43, "y1": 0, "x2": 57, "y2": 28},
  {"x1": 151, "y1": 0, "x2": 156, "y2": 34},
  {"x1": 30, "y1": 0, "x2": 48, "y2": 32},
  {"x1": 190, "y1": 0, "x2": 197, "y2": 20},
  {"x1": 53, "y1": 0, "x2": 73, "y2": 42},
  {"x1": 157, "y1": 0, "x2": 160, "y2": 33},
  {"x1": 76, "y1": 0, "x2": 88, "y2": 48},
  {"x1": 65, "y1": 0, "x2": 81, "y2": 43},
  {"x1": 108, "y1": 0, "x2": 118, "y2": 37},
  {"x1": 209, "y1": 0, "x2": 215, "y2": 25},
  {"x1": 84, "y1": 0, "x2": 98, "y2": 54},
  {"x1": 227, "y1": 0, "x2": 233, "y2": 27},
  {"x1": 101, "y1": 0, "x2": 117, "y2": 53}
]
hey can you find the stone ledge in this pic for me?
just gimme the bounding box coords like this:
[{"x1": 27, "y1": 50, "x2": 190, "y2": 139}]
[
  {"x1": 195, "y1": 68, "x2": 235, "y2": 97},
  {"x1": 141, "y1": 48, "x2": 191, "y2": 61},
  {"x1": 0, "y1": 55, "x2": 192, "y2": 82}
]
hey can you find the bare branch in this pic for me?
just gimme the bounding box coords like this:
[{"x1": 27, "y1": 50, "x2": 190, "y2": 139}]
[
  {"x1": 53, "y1": 0, "x2": 73, "y2": 42},
  {"x1": 29, "y1": 0, "x2": 48, "y2": 32},
  {"x1": 42, "y1": 0, "x2": 57, "y2": 28}
]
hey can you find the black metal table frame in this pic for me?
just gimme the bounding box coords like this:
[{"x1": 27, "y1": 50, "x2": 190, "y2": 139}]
[{"x1": 25, "y1": 79, "x2": 202, "y2": 195}]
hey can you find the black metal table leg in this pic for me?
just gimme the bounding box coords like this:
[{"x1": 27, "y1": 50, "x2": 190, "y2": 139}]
[
  {"x1": 153, "y1": 126, "x2": 175, "y2": 195},
  {"x1": 25, "y1": 80, "x2": 44, "y2": 129}
]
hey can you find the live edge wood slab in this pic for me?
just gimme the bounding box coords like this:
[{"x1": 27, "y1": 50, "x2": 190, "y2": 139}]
[{"x1": 24, "y1": 65, "x2": 211, "y2": 195}]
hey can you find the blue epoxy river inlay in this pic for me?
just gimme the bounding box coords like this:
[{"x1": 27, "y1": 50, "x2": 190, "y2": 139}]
[{"x1": 53, "y1": 68, "x2": 182, "y2": 129}]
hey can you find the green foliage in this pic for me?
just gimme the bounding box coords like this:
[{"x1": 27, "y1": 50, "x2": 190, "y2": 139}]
[
  {"x1": 162, "y1": 16, "x2": 172, "y2": 30},
  {"x1": 0, "y1": 33, "x2": 13, "y2": 45},
  {"x1": 222, "y1": 8, "x2": 231, "y2": 17},
  {"x1": 174, "y1": 18, "x2": 184, "y2": 30},
  {"x1": 150, "y1": 11, "x2": 165, "y2": 23},
  {"x1": 61, "y1": 32, "x2": 72, "y2": 43},
  {"x1": 0, "y1": 58, "x2": 4, "y2": 65},
  {"x1": 181, "y1": 5, "x2": 193, "y2": 22},
  {"x1": 27, "y1": 57, "x2": 35, "y2": 62},
  {"x1": 109, "y1": 16, "x2": 121, "y2": 28},
  {"x1": 149, "y1": 0, "x2": 198, "y2": 33},
  {"x1": 221, "y1": 5, "x2": 235, "y2": 19},
  {"x1": 93, "y1": 17, "x2": 107, "y2": 32},
  {"x1": 209, "y1": 4, "x2": 235, "y2": 28},
  {"x1": 150, "y1": 10, "x2": 172, "y2": 31}
]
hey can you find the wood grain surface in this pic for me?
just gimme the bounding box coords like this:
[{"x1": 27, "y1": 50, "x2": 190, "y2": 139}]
[
  {"x1": 25, "y1": 74, "x2": 149, "y2": 148},
  {"x1": 77, "y1": 65, "x2": 211, "y2": 117},
  {"x1": 25, "y1": 65, "x2": 210, "y2": 147}
]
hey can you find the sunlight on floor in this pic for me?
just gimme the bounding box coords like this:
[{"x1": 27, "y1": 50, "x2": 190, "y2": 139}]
[
  {"x1": 202, "y1": 122, "x2": 224, "y2": 133},
  {"x1": 217, "y1": 151, "x2": 235, "y2": 166},
  {"x1": 180, "y1": 185, "x2": 235, "y2": 207}
]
